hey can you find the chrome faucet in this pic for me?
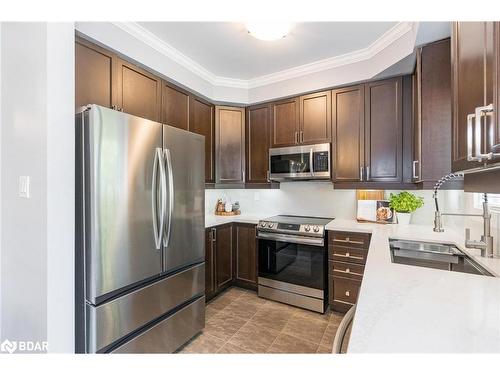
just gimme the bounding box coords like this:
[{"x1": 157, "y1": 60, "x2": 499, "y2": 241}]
[{"x1": 433, "y1": 173, "x2": 494, "y2": 258}]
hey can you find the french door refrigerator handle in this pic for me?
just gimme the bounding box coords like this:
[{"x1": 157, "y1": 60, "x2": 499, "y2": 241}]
[
  {"x1": 151, "y1": 148, "x2": 166, "y2": 250},
  {"x1": 163, "y1": 148, "x2": 174, "y2": 248}
]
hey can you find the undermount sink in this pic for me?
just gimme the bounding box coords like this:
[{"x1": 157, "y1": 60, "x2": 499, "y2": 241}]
[{"x1": 389, "y1": 239, "x2": 493, "y2": 277}]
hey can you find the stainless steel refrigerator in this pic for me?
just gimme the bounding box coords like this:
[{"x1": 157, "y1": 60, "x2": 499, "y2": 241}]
[{"x1": 75, "y1": 104, "x2": 205, "y2": 353}]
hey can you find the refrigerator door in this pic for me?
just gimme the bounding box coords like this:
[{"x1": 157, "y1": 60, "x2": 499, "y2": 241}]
[
  {"x1": 162, "y1": 125, "x2": 205, "y2": 273},
  {"x1": 83, "y1": 105, "x2": 164, "y2": 304}
]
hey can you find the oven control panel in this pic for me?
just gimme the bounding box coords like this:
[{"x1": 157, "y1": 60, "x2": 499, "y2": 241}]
[{"x1": 258, "y1": 221, "x2": 324, "y2": 236}]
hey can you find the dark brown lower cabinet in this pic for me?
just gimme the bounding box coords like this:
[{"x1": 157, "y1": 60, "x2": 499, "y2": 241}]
[
  {"x1": 205, "y1": 228, "x2": 216, "y2": 300},
  {"x1": 205, "y1": 223, "x2": 258, "y2": 301},
  {"x1": 233, "y1": 223, "x2": 258, "y2": 290},
  {"x1": 328, "y1": 231, "x2": 371, "y2": 313},
  {"x1": 215, "y1": 224, "x2": 233, "y2": 290}
]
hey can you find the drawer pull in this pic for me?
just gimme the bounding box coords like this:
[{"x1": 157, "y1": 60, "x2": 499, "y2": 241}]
[
  {"x1": 333, "y1": 237, "x2": 365, "y2": 245},
  {"x1": 335, "y1": 252, "x2": 364, "y2": 261},
  {"x1": 345, "y1": 290, "x2": 350, "y2": 297},
  {"x1": 335, "y1": 268, "x2": 363, "y2": 277}
]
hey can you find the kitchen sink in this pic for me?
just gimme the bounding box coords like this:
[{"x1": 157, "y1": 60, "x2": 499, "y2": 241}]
[{"x1": 389, "y1": 239, "x2": 493, "y2": 276}]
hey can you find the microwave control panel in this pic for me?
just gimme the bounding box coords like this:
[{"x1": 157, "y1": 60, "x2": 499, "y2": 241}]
[{"x1": 313, "y1": 151, "x2": 329, "y2": 172}]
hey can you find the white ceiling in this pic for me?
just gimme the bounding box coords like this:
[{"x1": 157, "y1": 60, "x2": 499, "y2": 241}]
[
  {"x1": 138, "y1": 22, "x2": 399, "y2": 80},
  {"x1": 80, "y1": 21, "x2": 451, "y2": 103}
]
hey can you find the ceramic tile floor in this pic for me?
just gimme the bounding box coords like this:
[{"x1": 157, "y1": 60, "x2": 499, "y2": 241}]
[{"x1": 177, "y1": 287, "x2": 344, "y2": 354}]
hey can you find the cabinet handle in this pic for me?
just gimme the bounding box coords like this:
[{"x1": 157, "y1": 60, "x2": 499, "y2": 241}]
[
  {"x1": 212, "y1": 228, "x2": 216, "y2": 242},
  {"x1": 295, "y1": 131, "x2": 299, "y2": 144},
  {"x1": 345, "y1": 290, "x2": 350, "y2": 297},
  {"x1": 359, "y1": 166, "x2": 364, "y2": 181},
  {"x1": 333, "y1": 237, "x2": 364, "y2": 245},
  {"x1": 266, "y1": 170, "x2": 270, "y2": 183},
  {"x1": 300, "y1": 131, "x2": 304, "y2": 143},
  {"x1": 335, "y1": 252, "x2": 364, "y2": 261},
  {"x1": 467, "y1": 112, "x2": 477, "y2": 161},
  {"x1": 474, "y1": 104, "x2": 496, "y2": 161},
  {"x1": 365, "y1": 166, "x2": 370, "y2": 181},
  {"x1": 412, "y1": 160, "x2": 419, "y2": 180},
  {"x1": 334, "y1": 268, "x2": 363, "y2": 277}
]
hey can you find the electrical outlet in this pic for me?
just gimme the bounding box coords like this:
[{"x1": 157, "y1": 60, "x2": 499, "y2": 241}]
[{"x1": 19, "y1": 176, "x2": 30, "y2": 198}]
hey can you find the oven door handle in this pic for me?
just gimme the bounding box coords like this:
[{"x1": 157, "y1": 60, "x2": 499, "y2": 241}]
[{"x1": 257, "y1": 232, "x2": 324, "y2": 247}]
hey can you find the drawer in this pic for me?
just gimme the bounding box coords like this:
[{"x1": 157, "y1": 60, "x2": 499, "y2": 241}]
[
  {"x1": 329, "y1": 231, "x2": 371, "y2": 249},
  {"x1": 330, "y1": 276, "x2": 361, "y2": 306},
  {"x1": 329, "y1": 261, "x2": 364, "y2": 281},
  {"x1": 329, "y1": 245, "x2": 367, "y2": 264}
]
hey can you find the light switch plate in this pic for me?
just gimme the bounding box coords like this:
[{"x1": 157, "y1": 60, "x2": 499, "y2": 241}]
[{"x1": 19, "y1": 176, "x2": 30, "y2": 198}]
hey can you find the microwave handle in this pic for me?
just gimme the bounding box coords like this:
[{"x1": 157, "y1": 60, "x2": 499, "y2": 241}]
[{"x1": 310, "y1": 149, "x2": 314, "y2": 177}]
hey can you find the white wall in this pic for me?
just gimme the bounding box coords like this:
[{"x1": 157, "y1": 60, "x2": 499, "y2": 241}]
[
  {"x1": 0, "y1": 22, "x2": 74, "y2": 353},
  {"x1": 206, "y1": 183, "x2": 500, "y2": 252},
  {"x1": 46, "y1": 23, "x2": 75, "y2": 353}
]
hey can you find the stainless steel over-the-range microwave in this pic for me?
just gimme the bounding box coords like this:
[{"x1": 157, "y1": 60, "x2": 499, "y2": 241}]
[{"x1": 269, "y1": 143, "x2": 331, "y2": 181}]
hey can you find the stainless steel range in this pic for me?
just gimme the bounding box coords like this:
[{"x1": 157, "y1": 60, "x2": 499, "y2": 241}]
[{"x1": 256, "y1": 215, "x2": 333, "y2": 313}]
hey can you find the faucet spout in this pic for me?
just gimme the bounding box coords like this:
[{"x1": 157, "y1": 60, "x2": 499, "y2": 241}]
[{"x1": 432, "y1": 173, "x2": 464, "y2": 232}]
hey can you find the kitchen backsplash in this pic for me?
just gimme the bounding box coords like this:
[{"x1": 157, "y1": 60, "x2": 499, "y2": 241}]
[{"x1": 206, "y1": 182, "x2": 499, "y2": 251}]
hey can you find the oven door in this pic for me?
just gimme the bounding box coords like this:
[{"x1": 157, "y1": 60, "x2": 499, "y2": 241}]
[{"x1": 257, "y1": 234, "x2": 326, "y2": 291}]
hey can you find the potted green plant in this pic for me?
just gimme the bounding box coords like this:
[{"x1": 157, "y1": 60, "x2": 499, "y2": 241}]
[{"x1": 389, "y1": 192, "x2": 424, "y2": 225}]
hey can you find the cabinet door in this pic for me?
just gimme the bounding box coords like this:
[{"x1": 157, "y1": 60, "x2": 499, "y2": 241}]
[
  {"x1": 364, "y1": 77, "x2": 403, "y2": 182},
  {"x1": 331, "y1": 85, "x2": 365, "y2": 182},
  {"x1": 246, "y1": 104, "x2": 271, "y2": 184},
  {"x1": 114, "y1": 58, "x2": 161, "y2": 122},
  {"x1": 419, "y1": 39, "x2": 453, "y2": 182},
  {"x1": 205, "y1": 228, "x2": 216, "y2": 299},
  {"x1": 163, "y1": 83, "x2": 189, "y2": 130},
  {"x1": 300, "y1": 90, "x2": 331, "y2": 144},
  {"x1": 234, "y1": 224, "x2": 257, "y2": 287},
  {"x1": 489, "y1": 23, "x2": 500, "y2": 161},
  {"x1": 215, "y1": 225, "x2": 233, "y2": 290},
  {"x1": 451, "y1": 22, "x2": 490, "y2": 171},
  {"x1": 270, "y1": 98, "x2": 300, "y2": 148},
  {"x1": 189, "y1": 96, "x2": 215, "y2": 183},
  {"x1": 75, "y1": 38, "x2": 114, "y2": 109},
  {"x1": 215, "y1": 106, "x2": 245, "y2": 185}
]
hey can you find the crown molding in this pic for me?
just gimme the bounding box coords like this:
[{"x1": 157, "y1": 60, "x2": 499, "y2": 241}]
[
  {"x1": 246, "y1": 22, "x2": 418, "y2": 88},
  {"x1": 111, "y1": 21, "x2": 418, "y2": 91}
]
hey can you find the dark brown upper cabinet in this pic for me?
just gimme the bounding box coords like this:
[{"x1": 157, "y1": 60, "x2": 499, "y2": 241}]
[
  {"x1": 364, "y1": 77, "x2": 403, "y2": 182},
  {"x1": 270, "y1": 97, "x2": 300, "y2": 148},
  {"x1": 75, "y1": 38, "x2": 115, "y2": 109},
  {"x1": 413, "y1": 39, "x2": 456, "y2": 188},
  {"x1": 215, "y1": 106, "x2": 246, "y2": 185},
  {"x1": 452, "y1": 22, "x2": 500, "y2": 172},
  {"x1": 246, "y1": 104, "x2": 271, "y2": 184},
  {"x1": 189, "y1": 96, "x2": 215, "y2": 183},
  {"x1": 331, "y1": 85, "x2": 365, "y2": 182},
  {"x1": 215, "y1": 224, "x2": 233, "y2": 290},
  {"x1": 300, "y1": 90, "x2": 332, "y2": 144},
  {"x1": 162, "y1": 83, "x2": 189, "y2": 130},
  {"x1": 114, "y1": 58, "x2": 162, "y2": 122},
  {"x1": 233, "y1": 223, "x2": 257, "y2": 289}
]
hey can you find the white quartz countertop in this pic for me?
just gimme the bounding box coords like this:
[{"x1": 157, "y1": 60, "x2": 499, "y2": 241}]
[{"x1": 326, "y1": 219, "x2": 500, "y2": 353}]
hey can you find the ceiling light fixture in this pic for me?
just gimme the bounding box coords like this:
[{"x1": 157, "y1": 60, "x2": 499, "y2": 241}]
[{"x1": 245, "y1": 22, "x2": 292, "y2": 41}]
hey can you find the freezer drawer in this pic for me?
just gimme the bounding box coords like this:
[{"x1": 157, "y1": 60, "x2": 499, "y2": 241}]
[
  {"x1": 86, "y1": 262, "x2": 204, "y2": 353},
  {"x1": 111, "y1": 296, "x2": 205, "y2": 353}
]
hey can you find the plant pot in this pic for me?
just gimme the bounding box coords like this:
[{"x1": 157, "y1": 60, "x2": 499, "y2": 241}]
[{"x1": 397, "y1": 212, "x2": 412, "y2": 225}]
